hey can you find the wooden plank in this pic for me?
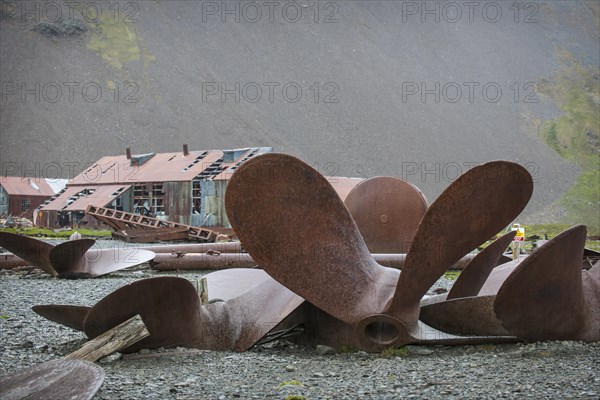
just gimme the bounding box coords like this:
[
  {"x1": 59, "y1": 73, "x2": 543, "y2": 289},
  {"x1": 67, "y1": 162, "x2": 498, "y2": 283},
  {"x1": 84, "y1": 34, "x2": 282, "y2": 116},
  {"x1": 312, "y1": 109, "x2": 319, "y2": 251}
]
[{"x1": 65, "y1": 315, "x2": 149, "y2": 362}]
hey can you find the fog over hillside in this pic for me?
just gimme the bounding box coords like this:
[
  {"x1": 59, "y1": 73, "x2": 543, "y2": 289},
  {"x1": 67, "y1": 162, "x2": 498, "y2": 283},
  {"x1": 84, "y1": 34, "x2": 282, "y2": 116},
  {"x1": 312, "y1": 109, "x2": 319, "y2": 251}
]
[{"x1": 1, "y1": 0, "x2": 598, "y2": 222}]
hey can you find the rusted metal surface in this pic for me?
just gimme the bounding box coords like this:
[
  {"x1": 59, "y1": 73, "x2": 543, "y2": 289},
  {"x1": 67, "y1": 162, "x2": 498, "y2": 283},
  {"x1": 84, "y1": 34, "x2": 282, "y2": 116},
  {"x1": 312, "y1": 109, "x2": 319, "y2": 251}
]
[
  {"x1": 0, "y1": 359, "x2": 105, "y2": 400},
  {"x1": 32, "y1": 305, "x2": 91, "y2": 331},
  {"x1": 419, "y1": 295, "x2": 510, "y2": 336},
  {"x1": 344, "y1": 176, "x2": 428, "y2": 253},
  {"x1": 226, "y1": 153, "x2": 399, "y2": 324},
  {"x1": 327, "y1": 177, "x2": 364, "y2": 202},
  {"x1": 0, "y1": 232, "x2": 155, "y2": 278},
  {"x1": 75, "y1": 272, "x2": 303, "y2": 352},
  {"x1": 386, "y1": 160, "x2": 533, "y2": 327},
  {"x1": 86, "y1": 205, "x2": 219, "y2": 242},
  {"x1": 138, "y1": 241, "x2": 243, "y2": 254},
  {"x1": 62, "y1": 185, "x2": 131, "y2": 212},
  {"x1": 71, "y1": 151, "x2": 223, "y2": 185},
  {"x1": 422, "y1": 226, "x2": 600, "y2": 343},
  {"x1": 226, "y1": 153, "x2": 533, "y2": 351},
  {"x1": 29, "y1": 153, "x2": 598, "y2": 352},
  {"x1": 0, "y1": 232, "x2": 56, "y2": 276},
  {"x1": 0, "y1": 176, "x2": 57, "y2": 197},
  {"x1": 150, "y1": 252, "x2": 480, "y2": 271},
  {"x1": 150, "y1": 253, "x2": 258, "y2": 270},
  {"x1": 0, "y1": 252, "x2": 32, "y2": 270},
  {"x1": 112, "y1": 227, "x2": 190, "y2": 243},
  {"x1": 495, "y1": 225, "x2": 599, "y2": 341},
  {"x1": 446, "y1": 231, "x2": 515, "y2": 300}
]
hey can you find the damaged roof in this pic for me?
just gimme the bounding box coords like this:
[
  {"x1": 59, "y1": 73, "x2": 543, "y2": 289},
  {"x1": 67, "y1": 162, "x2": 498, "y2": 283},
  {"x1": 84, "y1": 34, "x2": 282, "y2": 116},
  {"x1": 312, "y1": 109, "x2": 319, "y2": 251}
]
[
  {"x1": 70, "y1": 147, "x2": 273, "y2": 185},
  {"x1": 0, "y1": 177, "x2": 66, "y2": 196},
  {"x1": 38, "y1": 185, "x2": 131, "y2": 211}
]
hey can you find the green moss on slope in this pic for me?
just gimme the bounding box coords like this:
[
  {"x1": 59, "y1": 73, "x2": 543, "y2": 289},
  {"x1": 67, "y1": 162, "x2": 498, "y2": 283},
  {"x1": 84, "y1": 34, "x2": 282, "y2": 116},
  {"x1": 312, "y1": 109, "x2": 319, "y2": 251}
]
[{"x1": 538, "y1": 47, "x2": 600, "y2": 231}]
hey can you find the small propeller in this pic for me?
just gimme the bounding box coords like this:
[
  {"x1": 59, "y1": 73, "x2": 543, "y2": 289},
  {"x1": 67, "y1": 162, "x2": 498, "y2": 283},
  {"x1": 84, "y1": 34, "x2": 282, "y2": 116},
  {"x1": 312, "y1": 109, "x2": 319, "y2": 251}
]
[{"x1": 0, "y1": 232, "x2": 154, "y2": 278}]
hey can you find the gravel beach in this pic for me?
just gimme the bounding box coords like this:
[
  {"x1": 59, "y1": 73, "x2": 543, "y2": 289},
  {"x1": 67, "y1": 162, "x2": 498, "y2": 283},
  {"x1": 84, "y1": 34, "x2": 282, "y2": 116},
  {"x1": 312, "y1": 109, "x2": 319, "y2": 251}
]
[{"x1": 1, "y1": 264, "x2": 599, "y2": 400}]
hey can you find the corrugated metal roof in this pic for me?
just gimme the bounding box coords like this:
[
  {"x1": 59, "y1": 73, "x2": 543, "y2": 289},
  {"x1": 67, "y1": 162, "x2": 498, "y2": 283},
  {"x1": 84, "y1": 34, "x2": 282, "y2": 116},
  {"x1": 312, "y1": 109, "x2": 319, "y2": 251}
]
[
  {"x1": 70, "y1": 151, "x2": 218, "y2": 185},
  {"x1": 213, "y1": 147, "x2": 273, "y2": 180},
  {"x1": 328, "y1": 177, "x2": 364, "y2": 201},
  {"x1": 0, "y1": 176, "x2": 58, "y2": 196},
  {"x1": 69, "y1": 147, "x2": 270, "y2": 185},
  {"x1": 40, "y1": 185, "x2": 130, "y2": 211}
]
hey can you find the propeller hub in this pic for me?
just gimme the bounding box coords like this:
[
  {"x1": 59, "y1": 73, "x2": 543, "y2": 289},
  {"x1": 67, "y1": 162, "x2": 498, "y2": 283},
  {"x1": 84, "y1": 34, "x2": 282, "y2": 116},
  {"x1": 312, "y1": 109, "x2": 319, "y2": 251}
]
[{"x1": 354, "y1": 314, "x2": 412, "y2": 352}]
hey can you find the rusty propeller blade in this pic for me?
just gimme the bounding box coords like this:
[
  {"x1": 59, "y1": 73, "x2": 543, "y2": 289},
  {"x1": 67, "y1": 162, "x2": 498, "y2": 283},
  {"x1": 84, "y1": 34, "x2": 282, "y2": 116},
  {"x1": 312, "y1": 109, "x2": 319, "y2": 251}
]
[
  {"x1": 226, "y1": 153, "x2": 399, "y2": 324},
  {"x1": 0, "y1": 232, "x2": 56, "y2": 276},
  {"x1": 199, "y1": 275, "x2": 304, "y2": 351},
  {"x1": 344, "y1": 176, "x2": 428, "y2": 253},
  {"x1": 420, "y1": 226, "x2": 599, "y2": 342},
  {"x1": 446, "y1": 231, "x2": 516, "y2": 300},
  {"x1": 226, "y1": 154, "x2": 533, "y2": 351},
  {"x1": 0, "y1": 232, "x2": 155, "y2": 278},
  {"x1": 386, "y1": 161, "x2": 533, "y2": 325},
  {"x1": 419, "y1": 295, "x2": 510, "y2": 336},
  {"x1": 82, "y1": 272, "x2": 303, "y2": 352},
  {"x1": 0, "y1": 359, "x2": 104, "y2": 400},
  {"x1": 83, "y1": 277, "x2": 203, "y2": 352},
  {"x1": 203, "y1": 269, "x2": 279, "y2": 301},
  {"x1": 494, "y1": 225, "x2": 592, "y2": 340},
  {"x1": 55, "y1": 248, "x2": 155, "y2": 278},
  {"x1": 32, "y1": 305, "x2": 91, "y2": 331},
  {"x1": 48, "y1": 239, "x2": 95, "y2": 277}
]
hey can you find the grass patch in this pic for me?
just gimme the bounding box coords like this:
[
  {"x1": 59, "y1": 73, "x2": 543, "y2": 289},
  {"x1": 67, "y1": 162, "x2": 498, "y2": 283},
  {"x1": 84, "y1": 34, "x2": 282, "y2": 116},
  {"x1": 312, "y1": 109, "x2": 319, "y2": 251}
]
[
  {"x1": 443, "y1": 271, "x2": 461, "y2": 280},
  {"x1": 278, "y1": 380, "x2": 303, "y2": 389},
  {"x1": 537, "y1": 47, "x2": 600, "y2": 231},
  {"x1": 381, "y1": 346, "x2": 408, "y2": 357},
  {"x1": 0, "y1": 227, "x2": 112, "y2": 238},
  {"x1": 520, "y1": 223, "x2": 575, "y2": 239},
  {"x1": 586, "y1": 241, "x2": 600, "y2": 251},
  {"x1": 284, "y1": 396, "x2": 306, "y2": 400},
  {"x1": 85, "y1": 8, "x2": 140, "y2": 69},
  {"x1": 338, "y1": 346, "x2": 359, "y2": 354}
]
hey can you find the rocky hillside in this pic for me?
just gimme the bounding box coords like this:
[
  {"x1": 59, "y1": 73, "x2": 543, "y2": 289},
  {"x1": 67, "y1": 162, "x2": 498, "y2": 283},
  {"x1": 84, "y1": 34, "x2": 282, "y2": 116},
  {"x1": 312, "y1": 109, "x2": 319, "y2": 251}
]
[{"x1": 1, "y1": 1, "x2": 598, "y2": 226}]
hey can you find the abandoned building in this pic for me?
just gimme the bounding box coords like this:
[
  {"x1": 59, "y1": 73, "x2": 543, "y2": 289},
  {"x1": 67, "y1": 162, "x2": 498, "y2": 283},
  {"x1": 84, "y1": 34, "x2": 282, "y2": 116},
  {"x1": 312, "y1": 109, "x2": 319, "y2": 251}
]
[
  {"x1": 36, "y1": 146, "x2": 272, "y2": 228},
  {"x1": 0, "y1": 176, "x2": 67, "y2": 220},
  {"x1": 35, "y1": 146, "x2": 363, "y2": 230}
]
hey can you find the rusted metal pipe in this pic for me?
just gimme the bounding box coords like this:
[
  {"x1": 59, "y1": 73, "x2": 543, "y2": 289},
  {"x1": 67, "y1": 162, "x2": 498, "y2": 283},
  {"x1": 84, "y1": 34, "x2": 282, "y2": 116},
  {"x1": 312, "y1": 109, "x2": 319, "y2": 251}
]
[
  {"x1": 150, "y1": 253, "x2": 257, "y2": 270},
  {"x1": 149, "y1": 252, "x2": 484, "y2": 271},
  {"x1": 138, "y1": 241, "x2": 243, "y2": 254}
]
